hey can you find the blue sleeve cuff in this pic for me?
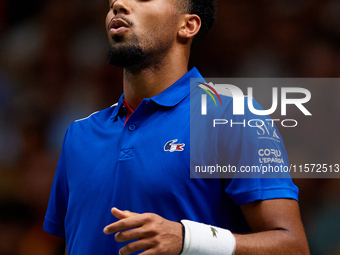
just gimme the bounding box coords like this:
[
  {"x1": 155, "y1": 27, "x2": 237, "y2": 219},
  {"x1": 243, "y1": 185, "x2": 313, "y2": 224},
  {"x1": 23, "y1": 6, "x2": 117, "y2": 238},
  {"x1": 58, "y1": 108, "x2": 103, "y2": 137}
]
[
  {"x1": 43, "y1": 217, "x2": 65, "y2": 239},
  {"x1": 231, "y1": 187, "x2": 299, "y2": 206}
]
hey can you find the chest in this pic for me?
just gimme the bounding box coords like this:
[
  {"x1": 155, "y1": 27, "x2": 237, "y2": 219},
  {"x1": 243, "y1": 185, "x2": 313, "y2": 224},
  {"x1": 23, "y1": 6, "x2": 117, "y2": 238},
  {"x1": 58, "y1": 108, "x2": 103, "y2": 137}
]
[{"x1": 65, "y1": 105, "x2": 192, "y2": 201}]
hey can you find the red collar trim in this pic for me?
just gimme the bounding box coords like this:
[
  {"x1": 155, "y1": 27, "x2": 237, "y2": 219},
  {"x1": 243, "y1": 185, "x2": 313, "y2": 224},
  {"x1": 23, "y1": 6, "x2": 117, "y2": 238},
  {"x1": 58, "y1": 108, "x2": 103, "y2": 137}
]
[{"x1": 123, "y1": 99, "x2": 134, "y2": 125}]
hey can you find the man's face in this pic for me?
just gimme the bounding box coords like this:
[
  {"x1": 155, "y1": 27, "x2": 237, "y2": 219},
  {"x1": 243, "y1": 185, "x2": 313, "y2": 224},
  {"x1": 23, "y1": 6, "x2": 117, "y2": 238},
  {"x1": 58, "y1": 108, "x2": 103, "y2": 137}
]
[{"x1": 106, "y1": 0, "x2": 182, "y2": 69}]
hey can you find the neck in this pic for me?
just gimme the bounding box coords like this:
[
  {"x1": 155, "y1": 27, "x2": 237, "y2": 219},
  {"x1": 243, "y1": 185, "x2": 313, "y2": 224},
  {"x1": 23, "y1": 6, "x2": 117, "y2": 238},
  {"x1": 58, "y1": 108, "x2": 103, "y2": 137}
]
[{"x1": 122, "y1": 46, "x2": 189, "y2": 110}]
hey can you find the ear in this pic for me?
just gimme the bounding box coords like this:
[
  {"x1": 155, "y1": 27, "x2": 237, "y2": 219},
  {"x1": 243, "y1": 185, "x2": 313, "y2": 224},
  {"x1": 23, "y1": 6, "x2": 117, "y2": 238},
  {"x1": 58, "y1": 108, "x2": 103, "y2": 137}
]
[{"x1": 178, "y1": 14, "x2": 201, "y2": 40}]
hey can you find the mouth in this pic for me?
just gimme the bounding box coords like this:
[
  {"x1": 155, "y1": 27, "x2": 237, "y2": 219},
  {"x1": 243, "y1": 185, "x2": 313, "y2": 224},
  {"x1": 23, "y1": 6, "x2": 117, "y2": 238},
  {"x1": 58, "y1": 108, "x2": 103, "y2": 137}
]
[{"x1": 108, "y1": 18, "x2": 130, "y2": 35}]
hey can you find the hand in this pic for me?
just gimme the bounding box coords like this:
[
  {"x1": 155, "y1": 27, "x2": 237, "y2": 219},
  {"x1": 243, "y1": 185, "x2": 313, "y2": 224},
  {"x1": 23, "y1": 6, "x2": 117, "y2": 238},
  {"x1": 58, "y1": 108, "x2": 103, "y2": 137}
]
[{"x1": 103, "y1": 208, "x2": 183, "y2": 255}]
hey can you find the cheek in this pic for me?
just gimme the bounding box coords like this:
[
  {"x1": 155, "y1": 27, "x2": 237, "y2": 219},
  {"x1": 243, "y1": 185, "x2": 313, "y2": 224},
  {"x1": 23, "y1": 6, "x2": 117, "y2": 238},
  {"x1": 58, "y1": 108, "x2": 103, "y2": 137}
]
[
  {"x1": 155, "y1": 18, "x2": 179, "y2": 43},
  {"x1": 136, "y1": 3, "x2": 179, "y2": 33},
  {"x1": 140, "y1": 12, "x2": 179, "y2": 40},
  {"x1": 105, "y1": 12, "x2": 113, "y2": 31}
]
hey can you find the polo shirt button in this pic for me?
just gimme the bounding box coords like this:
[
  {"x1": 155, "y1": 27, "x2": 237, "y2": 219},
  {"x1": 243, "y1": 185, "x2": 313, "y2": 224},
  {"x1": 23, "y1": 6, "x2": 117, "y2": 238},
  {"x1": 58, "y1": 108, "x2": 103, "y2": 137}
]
[{"x1": 128, "y1": 124, "x2": 136, "y2": 131}]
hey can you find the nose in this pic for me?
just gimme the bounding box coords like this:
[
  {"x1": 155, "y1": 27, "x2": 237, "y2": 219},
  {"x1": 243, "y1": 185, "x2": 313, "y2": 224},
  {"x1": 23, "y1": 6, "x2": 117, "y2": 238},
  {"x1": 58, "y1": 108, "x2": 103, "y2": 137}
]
[{"x1": 112, "y1": 0, "x2": 130, "y2": 15}]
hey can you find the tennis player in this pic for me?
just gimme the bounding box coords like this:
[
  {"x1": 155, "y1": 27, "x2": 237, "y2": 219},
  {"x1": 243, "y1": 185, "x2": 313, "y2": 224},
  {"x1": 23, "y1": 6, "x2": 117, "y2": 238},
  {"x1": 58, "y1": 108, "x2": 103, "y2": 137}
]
[{"x1": 44, "y1": 0, "x2": 310, "y2": 254}]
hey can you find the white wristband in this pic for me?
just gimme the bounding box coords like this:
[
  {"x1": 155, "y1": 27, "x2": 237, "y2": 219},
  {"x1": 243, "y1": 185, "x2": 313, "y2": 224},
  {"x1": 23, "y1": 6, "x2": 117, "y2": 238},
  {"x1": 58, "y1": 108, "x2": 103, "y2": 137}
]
[{"x1": 180, "y1": 220, "x2": 236, "y2": 255}]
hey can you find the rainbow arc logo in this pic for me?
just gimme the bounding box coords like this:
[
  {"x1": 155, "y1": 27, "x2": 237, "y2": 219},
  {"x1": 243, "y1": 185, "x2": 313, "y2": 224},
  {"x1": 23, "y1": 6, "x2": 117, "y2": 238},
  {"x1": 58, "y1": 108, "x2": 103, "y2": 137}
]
[
  {"x1": 199, "y1": 82, "x2": 223, "y2": 107},
  {"x1": 199, "y1": 82, "x2": 223, "y2": 115}
]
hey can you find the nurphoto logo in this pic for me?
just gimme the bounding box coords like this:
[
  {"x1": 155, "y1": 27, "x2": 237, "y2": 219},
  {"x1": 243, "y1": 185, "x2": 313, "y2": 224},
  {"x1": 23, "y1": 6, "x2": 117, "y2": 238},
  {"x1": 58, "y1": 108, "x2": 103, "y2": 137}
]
[{"x1": 199, "y1": 83, "x2": 312, "y2": 128}]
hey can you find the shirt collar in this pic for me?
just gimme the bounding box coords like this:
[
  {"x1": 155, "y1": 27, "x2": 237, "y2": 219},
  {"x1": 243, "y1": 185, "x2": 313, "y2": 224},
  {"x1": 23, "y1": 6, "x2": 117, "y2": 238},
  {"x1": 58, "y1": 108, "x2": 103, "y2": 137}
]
[
  {"x1": 111, "y1": 67, "x2": 203, "y2": 120},
  {"x1": 150, "y1": 67, "x2": 202, "y2": 107}
]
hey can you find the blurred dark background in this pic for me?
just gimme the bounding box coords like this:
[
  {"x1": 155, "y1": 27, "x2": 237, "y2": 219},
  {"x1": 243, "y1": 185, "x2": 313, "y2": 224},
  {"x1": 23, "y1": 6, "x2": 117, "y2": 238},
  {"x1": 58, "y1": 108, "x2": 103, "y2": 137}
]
[{"x1": 0, "y1": 0, "x2": 340, "y2": 254}]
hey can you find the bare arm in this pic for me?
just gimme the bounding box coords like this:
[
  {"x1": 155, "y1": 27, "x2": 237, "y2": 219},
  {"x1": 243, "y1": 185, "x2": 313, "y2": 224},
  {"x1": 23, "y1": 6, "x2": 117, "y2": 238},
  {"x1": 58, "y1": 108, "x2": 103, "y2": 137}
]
[
  {"x1": 235, "y1": 199, "x2": 310, "y2": 255},
  {"x1": 104, "y1": 199, "x2": 309, "y2": 255}
]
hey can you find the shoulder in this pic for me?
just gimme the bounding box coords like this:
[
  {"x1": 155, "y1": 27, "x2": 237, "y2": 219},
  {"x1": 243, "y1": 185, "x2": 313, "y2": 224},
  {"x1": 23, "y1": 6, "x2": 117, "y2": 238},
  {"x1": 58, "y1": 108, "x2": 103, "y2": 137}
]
[
  {"x1": 73, "y1": 103, "x2": 118, "y2": 124},
  {"x1": 65, "y1": 103, "x2": 119, "y2": 136}
]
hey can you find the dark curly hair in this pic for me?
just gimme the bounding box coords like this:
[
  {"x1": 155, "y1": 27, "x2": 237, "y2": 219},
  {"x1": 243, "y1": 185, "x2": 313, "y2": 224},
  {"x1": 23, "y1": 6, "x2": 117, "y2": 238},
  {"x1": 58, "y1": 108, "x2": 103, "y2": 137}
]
[{"x1": 178, "y1": 0, "x2": 217, "y2": 46}]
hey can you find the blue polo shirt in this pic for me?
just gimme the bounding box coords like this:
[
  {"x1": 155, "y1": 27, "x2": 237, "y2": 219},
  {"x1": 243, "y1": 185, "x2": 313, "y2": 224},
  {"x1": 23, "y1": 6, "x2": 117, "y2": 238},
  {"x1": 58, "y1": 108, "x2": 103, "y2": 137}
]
[{"x1": 44, "y1": 67, "x2": 298, "y2": 255}]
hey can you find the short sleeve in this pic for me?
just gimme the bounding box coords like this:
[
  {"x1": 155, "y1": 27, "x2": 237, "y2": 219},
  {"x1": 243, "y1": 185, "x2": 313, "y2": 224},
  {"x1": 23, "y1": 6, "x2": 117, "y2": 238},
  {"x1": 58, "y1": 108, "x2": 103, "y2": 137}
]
[
  {"x1": 222, "y1": 98, "x2": 299, "y2": 205},
  {"x1": 225, "y1": 177, "x2": 299, "y2": 206},
  {"x1": 43, "y1": 129, "x2": 69, "y2": 238}
]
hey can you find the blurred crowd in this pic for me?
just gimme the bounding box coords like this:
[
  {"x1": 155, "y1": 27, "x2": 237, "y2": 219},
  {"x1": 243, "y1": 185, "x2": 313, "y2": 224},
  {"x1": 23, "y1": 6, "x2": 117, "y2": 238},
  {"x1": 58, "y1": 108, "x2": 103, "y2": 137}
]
[{"x1": 0, "y1": 0, "x2": 340, "y2": 254}]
